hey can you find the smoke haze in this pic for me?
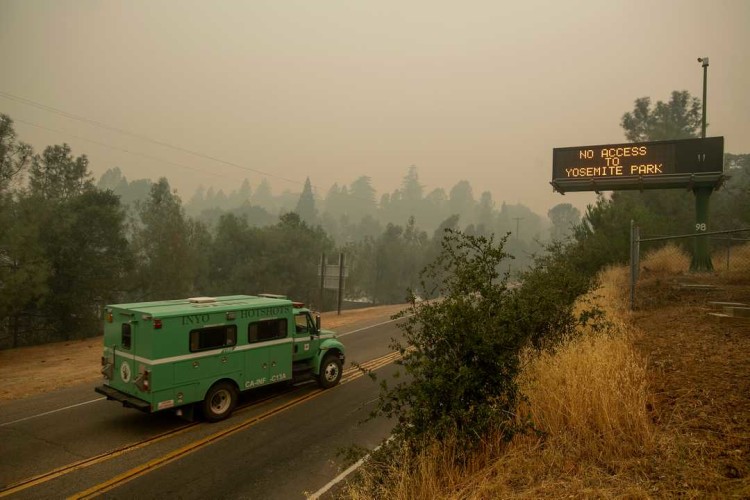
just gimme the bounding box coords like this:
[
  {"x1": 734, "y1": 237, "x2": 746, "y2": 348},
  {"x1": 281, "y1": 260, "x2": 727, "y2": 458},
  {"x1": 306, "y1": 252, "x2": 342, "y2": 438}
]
[{"x1": 1, "y1": 0, "x2": 748, "y2": 215}]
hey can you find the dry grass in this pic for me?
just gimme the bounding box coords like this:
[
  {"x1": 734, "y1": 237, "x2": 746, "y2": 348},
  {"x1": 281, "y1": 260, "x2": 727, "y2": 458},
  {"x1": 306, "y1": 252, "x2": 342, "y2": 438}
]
[
  {"x1": 642, "y1": 243, "x2": 690, "y2": 275},
  {"x1": 346, "y1": 326, "x2": 654, "y2": 500},
  {"x1": 345, "y1": 248, "x2": 750, "y2": 498},
  {"x1": 596, "y1": 265, "x2": 630, "y2": 307},
  {"x1": 347, "y1": 437, "x2": 492, "y2": 500},
  {"x1": 638, "y1": 241, "x2": 750, "y2": 282},
  {"x1": 345, "y1": 268, "x2": 655, "y2": 498},
  {"x1": 518, "y1": 330, "x2": 652, "y2": 461}
]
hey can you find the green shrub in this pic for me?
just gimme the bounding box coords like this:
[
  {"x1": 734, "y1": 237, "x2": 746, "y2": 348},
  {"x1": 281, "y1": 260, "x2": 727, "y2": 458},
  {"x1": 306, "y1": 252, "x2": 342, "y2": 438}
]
[{"x1": 371, "y1": 230, "x2": 598, "y2": 451}]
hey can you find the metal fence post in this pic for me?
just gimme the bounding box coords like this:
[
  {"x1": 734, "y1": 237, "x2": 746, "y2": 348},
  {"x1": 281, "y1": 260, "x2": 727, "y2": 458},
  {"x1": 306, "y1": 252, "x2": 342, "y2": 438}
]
[
  {"x1": 726, "y1": 240, "x2": 731, "y2": 271},
  {"x1": 635, "y1": 225, "x2": 640, "y2": 282},
  {"x1": 337, "y1": 253, "x2": 345, "y2": 316},
  {"x1": 630, "y1": 220, "x2": 636, "y2": 310}
]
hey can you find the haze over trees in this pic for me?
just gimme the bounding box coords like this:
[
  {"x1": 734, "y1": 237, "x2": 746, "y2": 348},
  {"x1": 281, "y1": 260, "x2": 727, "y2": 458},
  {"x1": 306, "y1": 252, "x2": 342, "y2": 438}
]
[
  {"x1": 1, "y1": 89, "x2": 747, "y2": 348},
  {"x1": 0, "y1": 113, "x2": 552, "y2": 348},
  {"x1": 548, "y1": 203, "x2": 581, "y2": 241}
]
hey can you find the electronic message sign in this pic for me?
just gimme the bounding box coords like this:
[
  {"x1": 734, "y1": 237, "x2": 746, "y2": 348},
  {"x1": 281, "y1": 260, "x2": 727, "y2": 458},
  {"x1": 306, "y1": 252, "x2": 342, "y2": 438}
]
[{"x1": 551, "y1": 137, "x2": 724, "y2": 193}]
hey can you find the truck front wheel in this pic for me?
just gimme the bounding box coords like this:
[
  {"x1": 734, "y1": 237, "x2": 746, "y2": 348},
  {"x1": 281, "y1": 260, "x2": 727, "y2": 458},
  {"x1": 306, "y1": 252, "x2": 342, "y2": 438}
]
[
  {"x1": 202, "y1": 382, "x2": 237, "y2": 422},
  {"x1": 317, "y1": 353, "x2": 342, "y2": 389}
]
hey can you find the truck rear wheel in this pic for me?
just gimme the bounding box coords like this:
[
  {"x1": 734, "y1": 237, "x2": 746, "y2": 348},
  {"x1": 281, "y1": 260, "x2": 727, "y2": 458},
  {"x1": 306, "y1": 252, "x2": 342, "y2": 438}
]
[
  {"x1": 317, "y1": 353, "x2": 342, "y2": 389},
  {"x1": 202, "y1": 382, "x2": 237, "y2": 422}
]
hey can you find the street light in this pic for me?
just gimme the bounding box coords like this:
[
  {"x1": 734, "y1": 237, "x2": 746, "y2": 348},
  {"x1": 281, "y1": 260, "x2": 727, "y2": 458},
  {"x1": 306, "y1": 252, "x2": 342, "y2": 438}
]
[
  {"x1": 690, "y1": 57, "x2": 712, "y2": 271},
  {"x1": 697, "y1": 57, "x2": 708, "y2": 138}
]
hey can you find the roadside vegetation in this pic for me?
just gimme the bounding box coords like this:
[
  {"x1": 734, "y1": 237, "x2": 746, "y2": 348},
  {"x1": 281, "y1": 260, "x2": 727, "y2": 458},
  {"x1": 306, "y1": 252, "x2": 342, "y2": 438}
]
[
  {"x1": 342, "y1": 91, "x2": 749, "y2": 497},
  {"x1": 345, "y1": 243, "x2": 750, "y2": 498}
]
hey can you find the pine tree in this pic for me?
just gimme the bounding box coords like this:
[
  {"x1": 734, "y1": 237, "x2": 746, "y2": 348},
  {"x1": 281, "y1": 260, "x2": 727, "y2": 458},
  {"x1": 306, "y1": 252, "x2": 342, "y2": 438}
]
[{"x1": 295, "y1": 177, "x2": 317, "y2": 225}]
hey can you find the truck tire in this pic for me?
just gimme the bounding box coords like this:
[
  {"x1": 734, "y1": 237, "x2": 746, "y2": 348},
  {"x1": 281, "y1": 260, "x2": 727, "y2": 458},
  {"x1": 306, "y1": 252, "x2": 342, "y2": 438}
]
[
  {"x1": 202, "y1": 382, "x2": 237, "y2": 422},
  {"x1": 317, "y1": 353, "x2": 343, "y2": 389}
]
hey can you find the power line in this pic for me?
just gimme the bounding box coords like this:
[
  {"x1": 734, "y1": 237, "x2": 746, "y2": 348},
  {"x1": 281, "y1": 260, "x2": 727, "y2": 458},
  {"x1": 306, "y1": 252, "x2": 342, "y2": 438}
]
[
  {"x1": 1, "y1": 91, "x2": 471, "y2": 220},
  {"x1": 0, "y1": 90, "x2": 304, "y2": 187},
  {"x1": 11, "y1": 115, "x2": 381, "y2": 207},
  {"x1": 1, "y1": 90, "x2": 392, "y2": 208},
  {"x1": 8, "y1": 115, "x2": 398, "y2": 213},
  {"x1": 12, "y1": 118, "x2": 239, "y2": 182},
  {"x1": 7, "y1": 116, "x2": 387, "y2": 213},
  {"x1": 8, "y1": 113, "x2": 515, "y2": 229}
]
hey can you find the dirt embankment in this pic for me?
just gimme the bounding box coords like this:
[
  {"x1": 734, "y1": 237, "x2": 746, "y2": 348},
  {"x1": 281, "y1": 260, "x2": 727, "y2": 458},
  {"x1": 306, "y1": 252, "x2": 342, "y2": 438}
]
[
  {"x1": 0, "y1": 304, "x2": 406, "y2": 403},
  {"x1": 630, "y1": 272, "x2": 750, "y2": 494}
]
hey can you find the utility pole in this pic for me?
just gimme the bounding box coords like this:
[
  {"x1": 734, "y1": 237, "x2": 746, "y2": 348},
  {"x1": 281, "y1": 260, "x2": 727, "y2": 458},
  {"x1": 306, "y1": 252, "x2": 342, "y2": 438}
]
[
  {"x1": 319, "y1": 253, "x2": 326, "y2": 311},
  {"x1": 337, "y1": 253, "x2": 345, "y2": 315}
]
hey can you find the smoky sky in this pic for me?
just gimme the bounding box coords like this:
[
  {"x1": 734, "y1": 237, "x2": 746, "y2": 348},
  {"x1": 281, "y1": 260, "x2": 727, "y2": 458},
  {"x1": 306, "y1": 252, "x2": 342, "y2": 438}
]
[{"x1": 1, "y1": 0, "x2": 748, "y2": 217}]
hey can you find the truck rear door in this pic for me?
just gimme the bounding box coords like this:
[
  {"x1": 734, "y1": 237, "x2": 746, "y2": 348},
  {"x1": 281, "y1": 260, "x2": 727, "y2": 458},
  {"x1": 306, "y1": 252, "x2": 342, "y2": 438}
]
[{"x1": 104, "y1": 316, "x2": 139, "y2": 397}]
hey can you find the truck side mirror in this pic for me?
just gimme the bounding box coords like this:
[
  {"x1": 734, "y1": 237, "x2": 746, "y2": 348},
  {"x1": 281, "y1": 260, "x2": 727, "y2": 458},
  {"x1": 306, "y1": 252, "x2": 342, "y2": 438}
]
[{"x1": 315, "y1": 314, "x2": 321, "y2": 332}]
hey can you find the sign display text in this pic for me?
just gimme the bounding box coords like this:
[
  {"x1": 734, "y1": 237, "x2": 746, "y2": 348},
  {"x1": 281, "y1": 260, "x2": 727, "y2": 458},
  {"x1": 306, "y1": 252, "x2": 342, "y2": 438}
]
[{"x1": 551, "y1": 137, "x2": 724, "y2": 193}]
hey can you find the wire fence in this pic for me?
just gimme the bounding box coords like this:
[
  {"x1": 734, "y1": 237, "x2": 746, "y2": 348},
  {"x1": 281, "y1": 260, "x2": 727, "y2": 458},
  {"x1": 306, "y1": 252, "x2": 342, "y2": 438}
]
[{"x1": 629, "y1": 224, "x2": 750, "y2": 310}]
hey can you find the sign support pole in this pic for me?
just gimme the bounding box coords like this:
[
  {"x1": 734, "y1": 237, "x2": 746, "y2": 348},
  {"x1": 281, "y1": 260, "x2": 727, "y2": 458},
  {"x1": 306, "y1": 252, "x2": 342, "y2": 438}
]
[
  {"x1": 691, "y1": 186, "x2": 714, "y2": 271},
  {"x1": 691, "y1": 57, "x2": 714, "y2": 272}
]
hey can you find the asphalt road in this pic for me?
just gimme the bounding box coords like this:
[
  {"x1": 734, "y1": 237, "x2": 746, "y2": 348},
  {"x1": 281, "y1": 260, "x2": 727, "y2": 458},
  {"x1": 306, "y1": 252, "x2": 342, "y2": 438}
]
[{"x1": 0, "y1": 314, "x2": 405, "y2": 499}]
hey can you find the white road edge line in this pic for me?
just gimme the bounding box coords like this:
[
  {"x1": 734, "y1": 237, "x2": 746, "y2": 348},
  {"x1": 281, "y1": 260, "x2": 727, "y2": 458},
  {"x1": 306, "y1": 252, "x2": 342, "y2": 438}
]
[
  {"x1": 1, "y1": 315, "x2": 409, "y2": 427},
  {"x1": 308, "y1": 436, "x2": 394, "y2": 500},
  {"x1": 0, "y1": 398, "x2": 106, "y2": 427},
  {"x1": 337, "y1": 314, "x2": 410, "y2": 338}
]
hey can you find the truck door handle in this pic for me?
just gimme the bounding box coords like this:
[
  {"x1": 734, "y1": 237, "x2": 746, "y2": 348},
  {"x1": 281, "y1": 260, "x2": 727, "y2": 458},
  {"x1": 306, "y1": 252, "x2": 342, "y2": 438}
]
[
  {"x1": 221, "y1": 356, "x2": 228, "y2": 364},
  {"x1": 193, "y1": 361, "x2": 200, "y2": 368}
]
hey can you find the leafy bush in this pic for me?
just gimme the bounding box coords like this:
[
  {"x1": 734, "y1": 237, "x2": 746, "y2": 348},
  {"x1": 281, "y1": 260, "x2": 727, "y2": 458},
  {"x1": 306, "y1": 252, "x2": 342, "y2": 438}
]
[
  {"x1": 374, "y1": 229, "x2": 519, "y2": 445},
  {"x1": 372, "y1": 230, "x2": 597, "y2": 449},
  {"x1": 509, "y1": 240, "x2": 599, "y2": 350}
]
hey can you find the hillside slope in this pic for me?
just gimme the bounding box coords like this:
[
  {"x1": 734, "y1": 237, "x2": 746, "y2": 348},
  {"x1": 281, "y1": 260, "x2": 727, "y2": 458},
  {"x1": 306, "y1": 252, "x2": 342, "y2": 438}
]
[
  {"x1": 628, "y1": 261, "x2": 750, "y2": 495},
  {"x1": 346, "y1": 246, "x2": 750, "y2": 498}
]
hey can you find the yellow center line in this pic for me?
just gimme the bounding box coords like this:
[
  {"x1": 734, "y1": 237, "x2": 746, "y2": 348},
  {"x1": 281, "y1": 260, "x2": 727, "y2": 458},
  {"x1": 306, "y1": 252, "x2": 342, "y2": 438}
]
[
  {"x1": 69, "y1": 389, "x2": 325, "y2": 499},
  {"x1": 68, "y1": 350, "x2": 401, "y2": 499},
  {"x1": 0, "y1": 387, "x2": 295, "y2": 498},
  {"x1": 0, "y1": 424, "x2": 201, "y2": 498},
  {"x1": 0, "y1": 351, "x2": 400, "y2": 499}
]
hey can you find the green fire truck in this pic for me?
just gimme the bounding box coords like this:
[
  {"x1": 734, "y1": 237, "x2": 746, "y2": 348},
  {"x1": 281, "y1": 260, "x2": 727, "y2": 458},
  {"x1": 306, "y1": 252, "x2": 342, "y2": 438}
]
[{"x1": 95, "y1": 294, "x2": 345, "y2": 422}]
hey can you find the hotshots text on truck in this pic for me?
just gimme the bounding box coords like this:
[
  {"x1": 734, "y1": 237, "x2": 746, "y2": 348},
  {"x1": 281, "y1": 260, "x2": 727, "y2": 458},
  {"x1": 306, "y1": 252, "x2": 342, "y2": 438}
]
[{"x1": 95, "y1": 294, "x2": 345, "y2": 421}]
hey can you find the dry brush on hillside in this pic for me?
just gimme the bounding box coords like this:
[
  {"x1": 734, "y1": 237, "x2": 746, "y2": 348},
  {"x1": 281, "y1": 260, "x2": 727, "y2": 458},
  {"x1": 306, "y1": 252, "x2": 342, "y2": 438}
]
[{"x1": 345, "y1": 246, "x2": 750, "y2": 498}]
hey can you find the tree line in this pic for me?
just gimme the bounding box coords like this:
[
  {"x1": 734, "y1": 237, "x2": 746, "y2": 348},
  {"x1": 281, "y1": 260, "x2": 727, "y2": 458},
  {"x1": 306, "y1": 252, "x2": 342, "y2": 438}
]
[
  {"x1": 0, "y1": 114, "x2": 576, "y2": 348},
  {"x1": 102, "y1": 165, "x2": 566, "y2": 247},
  {"x1": 1, "y1": 89, "x2": 747, "y2": 349}
]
